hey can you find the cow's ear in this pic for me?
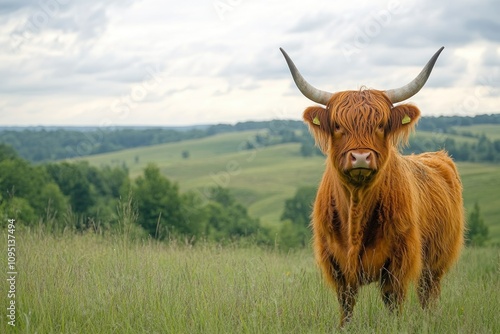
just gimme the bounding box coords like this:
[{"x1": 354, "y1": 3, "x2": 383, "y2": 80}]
[
  {"x1": 303, "y1": 106, "x2": 331, "y2": 154},
  {"x1": 388, "y1": 104, "x2": 421, "y2": 144}
]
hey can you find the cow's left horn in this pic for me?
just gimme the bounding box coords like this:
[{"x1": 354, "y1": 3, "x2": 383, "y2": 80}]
[
  {"x1": 280, "y1": 48, "x2": 333, "y2": 105},
  {"x1": 385, "y1": 47, "x2": 444, "y2": 104}
]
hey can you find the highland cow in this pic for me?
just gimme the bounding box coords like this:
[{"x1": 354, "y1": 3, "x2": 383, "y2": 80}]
[{"x1": 281, "y1": 47, "x2": 464, "y2": 327}]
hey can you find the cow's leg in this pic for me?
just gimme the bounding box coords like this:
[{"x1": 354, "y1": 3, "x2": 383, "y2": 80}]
[
  {"x1": 380, "y1": 234, "x2": 421, "y2": 312},
  {"x1": 417, "y1": 266, "x2": 443, "y2": 309},
  {"x1": 336, "y1": 282, "x2": 358, "y2": 327},
  {"x1": 323, "y1": 254, "x2": 358, "y2": 327},
  {"x1": 379, "y1": 254, "x2": 416, "y2": 312},
  {"x1": 380, "y1": 265, "x2": 407, "y2": 313}
]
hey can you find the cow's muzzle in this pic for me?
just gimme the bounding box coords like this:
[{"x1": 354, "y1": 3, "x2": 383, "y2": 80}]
[{"x1": 345, "y1": 149, "x2": 377, "y2": 184}]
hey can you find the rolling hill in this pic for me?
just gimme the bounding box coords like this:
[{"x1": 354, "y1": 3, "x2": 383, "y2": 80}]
[
  {"x1": 452, "y1": 124, "x2": 500, "y2": 140},
  {"x1": 73, "y1": 130, "x2": 500, "y2": 244}
]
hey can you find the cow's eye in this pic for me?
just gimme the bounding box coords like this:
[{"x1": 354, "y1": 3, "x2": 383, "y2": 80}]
[
  {"x1": 377, "y1": 123, "x2": 385, "y2": 132},
  {"x1": 333, "y1": 123, "x2": 341, "y2": 132}
]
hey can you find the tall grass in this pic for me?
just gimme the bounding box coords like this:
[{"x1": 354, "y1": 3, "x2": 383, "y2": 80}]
[{"x1": 1, "y1": 227, "x2": 499, "y2": 333}]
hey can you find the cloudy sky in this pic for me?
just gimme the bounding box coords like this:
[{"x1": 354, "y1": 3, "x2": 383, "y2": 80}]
[{"x1": 1, "y1": 0, "x2": 499, "y2": 126}]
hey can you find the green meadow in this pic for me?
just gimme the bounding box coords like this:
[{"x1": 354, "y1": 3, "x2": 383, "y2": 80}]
[
  {"x1": 75, "y1": 130, "x2": 500, "y2": 243},
  {"x1": 1, "y1": 229, "x2": 498, "y2": 333},
  {"x1": 453, "y1": 124, "x2": 500, "y2": 140}
]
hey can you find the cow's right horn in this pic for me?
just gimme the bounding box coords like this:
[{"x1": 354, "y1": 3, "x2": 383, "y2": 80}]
[
  {"x1": 280, "y1": 48, "x2": 333, "y2": 105},
  {"x1": 385, "y1": 47, "x2": 444, "y2": 104}
]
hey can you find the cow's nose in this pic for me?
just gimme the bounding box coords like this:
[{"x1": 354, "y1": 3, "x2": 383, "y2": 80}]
[{"x1": 350, "y1": 151, "x2": 371, "y2": 169}]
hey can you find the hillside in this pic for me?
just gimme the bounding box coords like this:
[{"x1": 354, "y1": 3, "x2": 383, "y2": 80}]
[
  {"x1": 1, "y1": 114, "x2": 500, "y2": 163},
  {"x1": 452, "y1": 124, "x2": 500, "y2": 140},
  {"x1": 75, "y1": 130, "x2": 500, "y2": 244}
]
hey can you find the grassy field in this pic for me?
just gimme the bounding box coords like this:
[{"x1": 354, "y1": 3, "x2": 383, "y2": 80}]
[
  {"x1": 458, "y1": 162, "x2": 500, "y2": 240},
  {"x1": 74, "y1": 130, "x2": 500, "y2": 244},
  {"x1": 452, "y1": 124, "x2": 500, "y2": 140},
  {"x1": 1, "y1": 229, "x2": 499, "y2": 333}
]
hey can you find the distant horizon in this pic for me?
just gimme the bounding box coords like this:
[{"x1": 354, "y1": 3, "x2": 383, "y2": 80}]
[
  {"x1": 2, "y1": 113, "x2": 500, "y2": 129},
  {"x1": 1, "y1": 112, "x2": 500, "y2": 130}
]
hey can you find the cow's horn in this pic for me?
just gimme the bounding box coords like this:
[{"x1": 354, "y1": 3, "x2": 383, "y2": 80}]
[
  {"x1": 280, "y1": 48, "x2": 333, "y2": 105},
  {"x1": 385, "y1": 47, "x2": 444, "y2": 104}
]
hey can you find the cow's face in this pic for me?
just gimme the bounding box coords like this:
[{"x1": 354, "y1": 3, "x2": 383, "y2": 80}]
[{"x1": 304, "y1": 90, "x2": 420, "y2": 186}]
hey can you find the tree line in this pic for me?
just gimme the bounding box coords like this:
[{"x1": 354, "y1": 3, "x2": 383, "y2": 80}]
[
  {"x1": 0, "y1": 121, "x2": 304, "y2": 163},
  {"x1": 0, "y1": 128, "x2": 208, "y2": 162},
  {"x1": 403, "y1": 134, "x2": 500, "y2": 163},
  {"x1": 3, "y1": 114, "x2": 498, "y2": 163},
  {"x1": 0, "y1": 144, "x2": 274, "y2": 246}
]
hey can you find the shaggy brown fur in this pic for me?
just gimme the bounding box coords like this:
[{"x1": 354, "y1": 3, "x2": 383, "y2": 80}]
[{"x1": 304, "y1": 90, "x2": 464, "y2": 327}]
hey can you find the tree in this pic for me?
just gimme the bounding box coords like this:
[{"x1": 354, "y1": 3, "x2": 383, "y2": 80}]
[
  {"x1": 134, "y1": 164, "x2": 184, "y2": 238},
  {"x1": 0, "y1": 144, "x2": 18, "y2": 161},
  {"x1": 443, "y1": 138, "x2": 456, "y2": 155},
  {"x1": 281, "y1": 186, "x2": 316, "y2": 227},
  {"x1": 179, "y1": 191, "x2": 207, "y2": 238},
  {"x1": 0, "y1": 196, "x2": 36, "y2": 226},
  {"x1": 300, "y1": 141, "x2": 314, "y2": 157},
  {"x1": 476, "y1": 135, "x2": 495, "y2": 162},
  {"x1": 208, "y1": 186, "x2": 234, "y2": 207},
  {"x1": 279, "y1": 186, "x2": 316, "y2": 249},
  {"x1": 0, "y1": 155, "x2": 68, "y2": 225},
  {"x1": 203, "y1": 187, "x2": 260, "y2": 242},
  {"x1": 465, "y1": 202, "x2": 489, "y2": 246},
  {"x1": 46, "y1": 162, "x2": 95, "y2": 215}
]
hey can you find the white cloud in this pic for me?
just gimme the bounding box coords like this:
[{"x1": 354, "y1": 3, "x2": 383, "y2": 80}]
[{"x1": 0, "y1": 0, "x2": 498, "y2": 126}]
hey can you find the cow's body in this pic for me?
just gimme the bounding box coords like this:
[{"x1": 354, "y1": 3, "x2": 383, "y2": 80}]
[
  {"x1": 280, "y1": 48, "x2": 464, "y2": 327},
  {"x1": 313, "y1": 141, "x2": 464, "y2": 324}
]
